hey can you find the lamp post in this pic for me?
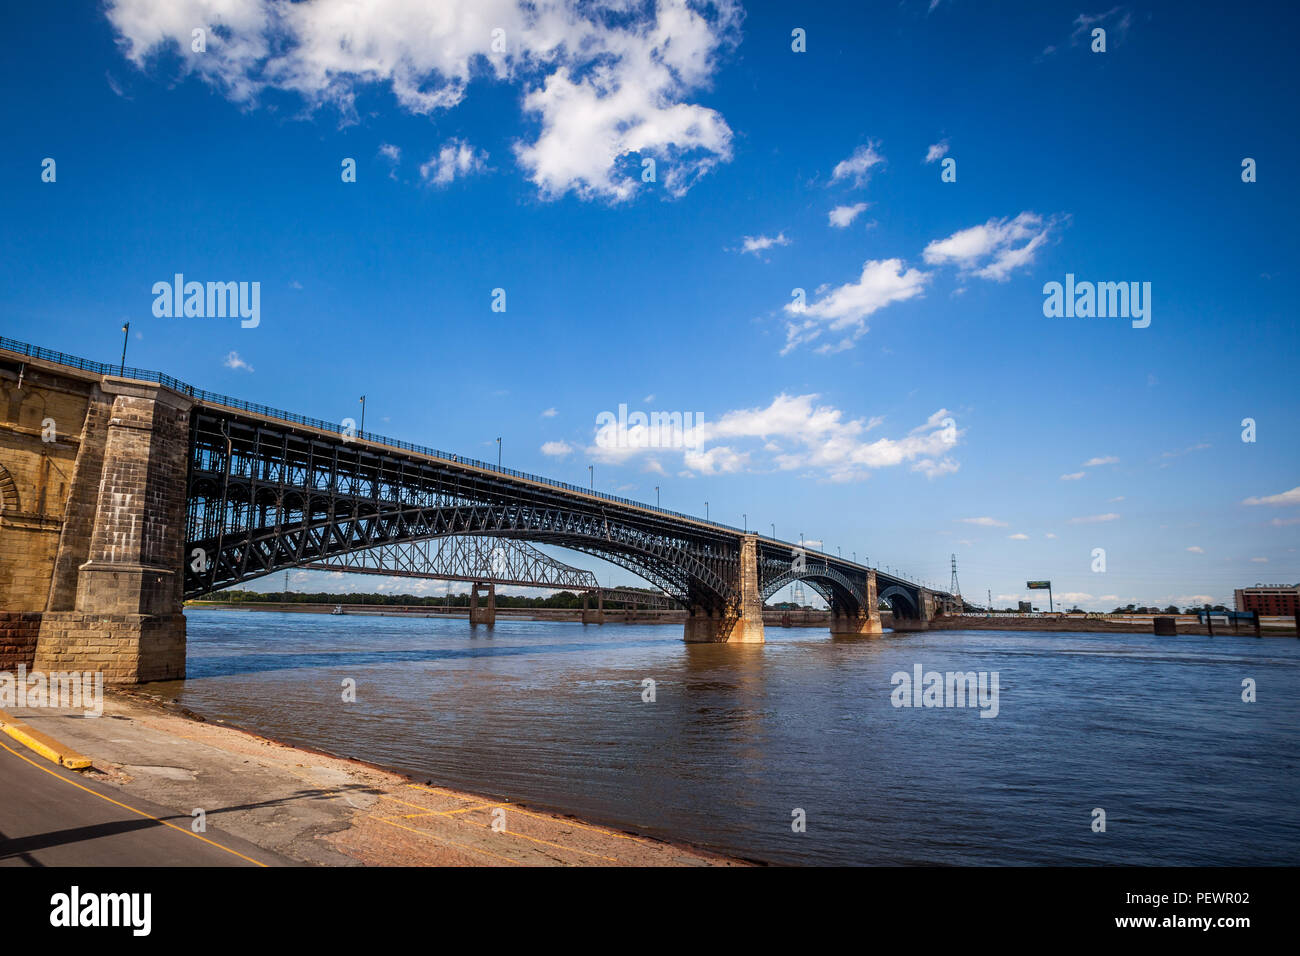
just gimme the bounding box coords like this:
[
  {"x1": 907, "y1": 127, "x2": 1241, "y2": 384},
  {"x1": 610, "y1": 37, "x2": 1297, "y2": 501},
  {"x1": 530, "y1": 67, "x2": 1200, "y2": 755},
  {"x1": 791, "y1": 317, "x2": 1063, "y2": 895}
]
[
  {"x1": 359, "y1": 395, "x2": 366, "y2": 434},
  {"x1": 743, "y1": 513, "x2": 747, "y2": 532},
  {"x1": 119, "y1": 322, "x2": 129, "y2": 375},
  {"x1": 771, "y1": 523, "x2": 776, "y2": 538},
  {"x1": 655, "y1": 485, "x2": 660, "y2": 507},
  {"x1": 705, "y1": 501, "x2": 709, "y2": 521},
  {"x1": 496, "y1": 437, "x2": 502, "y2": 469},
  {"x1": 588, "y1": 465, "x2": 593, "y2": 490}
]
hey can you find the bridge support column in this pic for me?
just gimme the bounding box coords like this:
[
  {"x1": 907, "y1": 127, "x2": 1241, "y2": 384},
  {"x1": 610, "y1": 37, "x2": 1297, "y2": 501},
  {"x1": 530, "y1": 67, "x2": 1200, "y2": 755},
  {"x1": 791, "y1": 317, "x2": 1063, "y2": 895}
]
[
  {"x1": 34, "y1": 379, "x2": 192, "y2": 683},
  {"x1": 581, "y1": 590, "x2": 604, "y2": 625},
  {"x1": 469, "y1": 581, "x2": 496, "y2": 626},
  {"x1": 830, "y1": 569, "x2": 883, "y2": 637},
  {"x1": 683, "y1": 534, "x2": 765, "y2": 644}
]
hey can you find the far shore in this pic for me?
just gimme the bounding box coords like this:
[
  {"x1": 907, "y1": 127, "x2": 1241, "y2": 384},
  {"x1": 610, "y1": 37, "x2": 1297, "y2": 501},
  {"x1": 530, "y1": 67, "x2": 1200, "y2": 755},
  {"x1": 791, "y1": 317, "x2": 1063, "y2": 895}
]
[{"x1": 186, "y1": 601, "x2": 1299, "y2": 636}]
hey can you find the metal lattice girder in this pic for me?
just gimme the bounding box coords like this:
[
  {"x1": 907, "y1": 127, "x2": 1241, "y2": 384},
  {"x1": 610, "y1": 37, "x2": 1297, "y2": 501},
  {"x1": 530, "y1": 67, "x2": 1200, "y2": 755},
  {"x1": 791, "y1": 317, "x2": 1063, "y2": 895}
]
[
  {"x1": 182, "y1": 404, "x2": 955, "y2": 616},
  {"x1": 300, "y1": 535, "x2": 600, "y2": 591}
]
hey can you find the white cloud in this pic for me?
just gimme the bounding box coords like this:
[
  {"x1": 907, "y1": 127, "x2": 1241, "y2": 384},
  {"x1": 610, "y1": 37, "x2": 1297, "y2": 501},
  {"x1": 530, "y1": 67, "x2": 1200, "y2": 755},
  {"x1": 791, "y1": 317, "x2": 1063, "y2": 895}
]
[
  {"x1": 1083, "y1": 455, "x2": 1119, "y2": 466},
  {"x1": 1186, "y1": 546, "x2": 1204, "y2": 553},
  {"x1": 420, "y1": 138, "x2": 488, "y2": 186},
  {"x1": 1251, "y1": 557, "x2": 1268, "y2": 563},
  {"x1": 105, "y1": 0, "x2": 740, "y2": 203},
  {"x1": 1243, "y1": 486, "x2": 1300, "y2": 507},
  {"x1": 960, "y1": 517, "x2": 1007, "y2": 527},
  {"x1": 739, "y1": 233, "x2": 790, "y2": 256},
  {"x1": 782, "y1": 258, "x2": 929, "y2": 354},
  {"x1": 223, "y1": 350, "x2": 253, "y2": 372},
  {"x1": 828, "y1": 202, "x2": 869, "y2": 228},
  {"x1": 541, "y1": 407, "x2": 558, "y2": 418},
  {"x1": 588, "y1": 395, "x2": 961, "y2": 483},
  {"x1": 922, "y1": 212, "x2": 1057, "y2": 281},
  {"x1": 1045, "y1": 532, "x2": 1057, "y2": 538},
  {"x1": 1060, "y1": 472, "x2": 1085, "y2": 481},
  {"x1": 1272, "y1": 517, "x2": 1300, "y2": 527},
  {"x1": 379, "y1": 143, "x2": 401, "y2": 162},
  {"x1": 540, "y1": 440, "x2": 573, "y2": 457},
  {"x1": 1070, "y1": 513, "x2": 1120, "y2": 524},
  {"x1": 1008, "y1": 533, "x2": 1029, "y2": 540},
  {"x1": 830, "y1": 143, "x2": 885, "y2": 188},
  {"x1": 923, "y1": 140, "x2": 949, "y2": 164}
]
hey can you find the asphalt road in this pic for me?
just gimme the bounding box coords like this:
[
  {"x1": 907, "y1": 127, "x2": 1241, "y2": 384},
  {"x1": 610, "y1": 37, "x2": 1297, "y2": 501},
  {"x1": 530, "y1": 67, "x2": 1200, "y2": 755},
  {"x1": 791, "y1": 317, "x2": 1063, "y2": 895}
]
[{"x1": 0, "y1": 739, "x2": 289, "y2": 867}]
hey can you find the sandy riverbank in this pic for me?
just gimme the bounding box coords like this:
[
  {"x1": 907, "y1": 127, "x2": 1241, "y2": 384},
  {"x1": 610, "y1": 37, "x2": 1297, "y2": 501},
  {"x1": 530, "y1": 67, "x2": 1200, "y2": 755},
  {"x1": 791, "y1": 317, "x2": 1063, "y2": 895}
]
[{"x1": 5, "y1": 691, "x2": 751, "y2": 867}]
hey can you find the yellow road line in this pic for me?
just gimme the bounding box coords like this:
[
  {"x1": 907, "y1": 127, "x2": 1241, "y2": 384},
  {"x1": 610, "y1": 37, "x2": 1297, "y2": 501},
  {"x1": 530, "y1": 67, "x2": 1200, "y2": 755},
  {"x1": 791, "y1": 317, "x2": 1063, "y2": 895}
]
[{"x1": 0, "y1": 739, "x2": 268, "y2": 867}]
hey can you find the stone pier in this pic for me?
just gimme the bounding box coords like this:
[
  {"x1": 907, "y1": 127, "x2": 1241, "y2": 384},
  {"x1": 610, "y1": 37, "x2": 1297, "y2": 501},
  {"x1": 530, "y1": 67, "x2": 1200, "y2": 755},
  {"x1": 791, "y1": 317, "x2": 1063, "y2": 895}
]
[
  {"x1": 830, "y1": 570, "x2": 883, "y2": 637},
  {"x1": 469, "y1": 581, "x2": 496, "y2": 626},
  {"x1": 581, "y1": 589, "x2": 604, "y2": 625},
  {"x1": 683, "y1": 533, "x2": 765, "y2": 643},
  {"x1": 34, "y1": 378, "x2": 192, "y2": 682}
]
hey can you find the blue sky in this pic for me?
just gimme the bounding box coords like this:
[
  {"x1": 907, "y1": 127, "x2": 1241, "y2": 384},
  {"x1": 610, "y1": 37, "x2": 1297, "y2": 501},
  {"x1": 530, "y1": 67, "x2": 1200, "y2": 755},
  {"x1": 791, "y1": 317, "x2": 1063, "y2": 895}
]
[{"x1": 2, "y1": 0, "x2": 1297, "y2": 609}]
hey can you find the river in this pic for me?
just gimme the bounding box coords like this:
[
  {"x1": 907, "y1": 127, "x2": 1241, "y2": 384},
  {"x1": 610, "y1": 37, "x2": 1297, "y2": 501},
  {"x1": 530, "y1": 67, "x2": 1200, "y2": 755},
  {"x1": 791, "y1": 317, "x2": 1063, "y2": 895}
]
[{"x1": 153, "y1": 609, "x2": 1300, "y2": 865}]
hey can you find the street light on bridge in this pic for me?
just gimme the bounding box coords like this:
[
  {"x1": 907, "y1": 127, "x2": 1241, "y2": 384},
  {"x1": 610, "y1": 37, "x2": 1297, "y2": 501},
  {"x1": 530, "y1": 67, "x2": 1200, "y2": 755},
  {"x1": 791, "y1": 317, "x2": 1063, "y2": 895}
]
[
  {"x1": 743, "y1": 513, "x2": 747, "y2": 532},
  {"x1": 359, "y1": 395, "x2": 366, "y2": 434},
  {"x1": 705, "y1": 501, "x2": 709, "y2": 521},
  {"x1": 496, "y1": 437, "x2": 501, "y2": 469},
  {"x1": 588, "y1": 465, "x2": 593, "y2": 490},
  {"x1": 655, "y1": 485, "x2": 660, "y2": 507}
]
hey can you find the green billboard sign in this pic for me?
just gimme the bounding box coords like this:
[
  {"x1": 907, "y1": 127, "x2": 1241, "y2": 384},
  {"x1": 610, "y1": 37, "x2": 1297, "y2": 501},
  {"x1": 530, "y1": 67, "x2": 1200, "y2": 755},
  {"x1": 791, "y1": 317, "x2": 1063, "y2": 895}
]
[{"x1": 1026, "y1": 580, "x2": 1052, "y2": 589}]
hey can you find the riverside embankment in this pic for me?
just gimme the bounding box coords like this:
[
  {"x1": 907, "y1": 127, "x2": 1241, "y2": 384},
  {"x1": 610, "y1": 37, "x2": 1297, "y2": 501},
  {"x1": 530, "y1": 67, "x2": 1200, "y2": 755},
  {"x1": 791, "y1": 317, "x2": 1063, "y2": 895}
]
[{"x1": 2, "y1": 690, "x2": 750, "y2": 866}]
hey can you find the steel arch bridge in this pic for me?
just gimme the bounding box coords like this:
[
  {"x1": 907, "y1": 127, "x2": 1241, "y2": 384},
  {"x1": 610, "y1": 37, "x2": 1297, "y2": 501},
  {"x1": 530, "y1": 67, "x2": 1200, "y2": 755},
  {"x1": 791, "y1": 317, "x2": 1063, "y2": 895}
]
[{"x1": 181, "y1": 403, "x2": 955, "y2": 637}]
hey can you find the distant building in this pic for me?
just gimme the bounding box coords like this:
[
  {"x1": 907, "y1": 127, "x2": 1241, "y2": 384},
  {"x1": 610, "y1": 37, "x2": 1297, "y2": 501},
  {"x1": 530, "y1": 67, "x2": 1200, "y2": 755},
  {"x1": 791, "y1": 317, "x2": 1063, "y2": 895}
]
[
  {"x1": 1234, "y1": 584, "x2": 1300, "y2": 616},
  {"x1": 1018, "y1": 601, "x2": 1033, "y2": 613}
]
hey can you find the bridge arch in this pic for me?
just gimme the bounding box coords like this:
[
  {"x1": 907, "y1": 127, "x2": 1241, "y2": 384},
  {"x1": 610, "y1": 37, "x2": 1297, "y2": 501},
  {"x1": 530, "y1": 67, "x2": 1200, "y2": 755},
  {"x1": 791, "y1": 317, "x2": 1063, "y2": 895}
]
[{"x1": 878, "y1": 584, "x2": 919, "y2": 619}]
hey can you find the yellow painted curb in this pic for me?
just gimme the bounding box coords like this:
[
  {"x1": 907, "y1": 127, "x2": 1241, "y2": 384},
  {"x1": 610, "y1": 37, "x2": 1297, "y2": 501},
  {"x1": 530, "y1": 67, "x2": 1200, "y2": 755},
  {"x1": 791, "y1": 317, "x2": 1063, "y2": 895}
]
[{"x1": 0, "y1": 708, "x2": 92, "y2": 770}]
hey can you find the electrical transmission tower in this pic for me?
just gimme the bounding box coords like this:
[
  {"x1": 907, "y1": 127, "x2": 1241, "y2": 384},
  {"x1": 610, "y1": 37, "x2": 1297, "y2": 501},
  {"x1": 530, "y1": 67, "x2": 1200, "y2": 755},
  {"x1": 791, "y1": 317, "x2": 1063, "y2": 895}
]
[{"x1": 950, "y1": 554, "x2": 961, "y2": 597}]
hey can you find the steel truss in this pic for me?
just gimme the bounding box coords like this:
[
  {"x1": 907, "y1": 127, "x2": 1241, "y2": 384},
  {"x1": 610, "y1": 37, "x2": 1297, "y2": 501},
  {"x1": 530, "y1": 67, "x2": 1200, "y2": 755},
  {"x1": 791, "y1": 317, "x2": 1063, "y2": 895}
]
[{"x1": 301, "y1": 535, "x2": 600, "y2": 591}]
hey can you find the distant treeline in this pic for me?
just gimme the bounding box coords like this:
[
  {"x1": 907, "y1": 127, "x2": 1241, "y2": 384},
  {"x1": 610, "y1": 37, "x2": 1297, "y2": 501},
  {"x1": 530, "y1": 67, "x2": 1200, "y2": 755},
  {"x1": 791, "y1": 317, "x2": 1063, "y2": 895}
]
[{"x1": 195, "y1": 589, "x2": 662, "y2": 610}]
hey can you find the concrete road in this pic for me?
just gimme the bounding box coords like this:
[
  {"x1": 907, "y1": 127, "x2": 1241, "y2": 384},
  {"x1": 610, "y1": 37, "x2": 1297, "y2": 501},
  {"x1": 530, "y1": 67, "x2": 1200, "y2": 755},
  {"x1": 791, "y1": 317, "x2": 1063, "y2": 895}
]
[{"x1": 0, "y1": 739, "x2": 289, "y2": 867}]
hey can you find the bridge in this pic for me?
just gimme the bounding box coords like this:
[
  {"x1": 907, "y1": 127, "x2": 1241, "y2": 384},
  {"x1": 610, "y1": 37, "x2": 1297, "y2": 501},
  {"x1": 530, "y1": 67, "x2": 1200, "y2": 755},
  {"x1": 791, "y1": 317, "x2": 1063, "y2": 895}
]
[{"x1": 0, "y1": 337, "x2": 959, "y2": 683}]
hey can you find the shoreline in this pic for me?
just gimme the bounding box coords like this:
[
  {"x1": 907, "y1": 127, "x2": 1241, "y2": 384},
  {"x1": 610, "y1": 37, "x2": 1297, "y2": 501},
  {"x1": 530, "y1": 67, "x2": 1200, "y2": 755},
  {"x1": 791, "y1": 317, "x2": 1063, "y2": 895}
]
[
  {"x1": 187, "y1": 602, "x2": 1300, "y2": 636},
  {"x1": 6, "y1": 689, "x2": 755, "y2": 867}
]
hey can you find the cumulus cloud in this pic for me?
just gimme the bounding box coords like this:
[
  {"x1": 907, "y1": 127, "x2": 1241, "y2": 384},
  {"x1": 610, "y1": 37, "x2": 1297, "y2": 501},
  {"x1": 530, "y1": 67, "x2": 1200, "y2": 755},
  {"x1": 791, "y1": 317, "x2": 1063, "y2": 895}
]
[
  {"x1": 587, "y1": 395, "x2": 961, "y2": 483},
  {"x1": 1186, "y1": 546, "x2": 1204, "y2": 553},
  {"x1": 960, "y1": 517, "x2": 1007, "y2": 527},
  {"x1": 1084, "y1": 455, "x2": 1119, "y2": 466},
  {"x1": 1060, "y1": 472, "x2": 1085, "y2": 481},
  {"x1": 419, "y1": 138, "x2": 488, "y2": 186},
  {"x1": 739, "y1": 233, "x2": 790, "y2": 256},
  {"x1": 922, "y1": 212, "x2": 1058, "y2": 281},
  {"x1": 782, "y1": 258, "x2": 929, "y2": 354},
  {"x1": 830, "y1": 143, "x2": 885, "y2": 188},
  {"x1": 1243, "y1": 486, "x2": 1300, "y2": 507},
  {"x1": 1008, "y1": 533, "x2": 1029, "y2": 540},
  {"x1": 104, "y1": 0, "x2": 741, "y2": 203},
  {"x1": 924, "y1": 141, "x2": 949, "y2": 163},
  {"x1": 1070, "y1": 513, "x2": 1120, "y2": 524},
  {"x1": 541, "y1": 407, "x2": 558, "y2": 418},
  {"x1": 540, "y1": 440, "x2": 573, "y2": 456},
  {"x1": 828, "y1": 202, "x2": 869, "y2": 228},
  {"x1": 223, "y1": 350, "x2": 253, "y2": 372}
]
